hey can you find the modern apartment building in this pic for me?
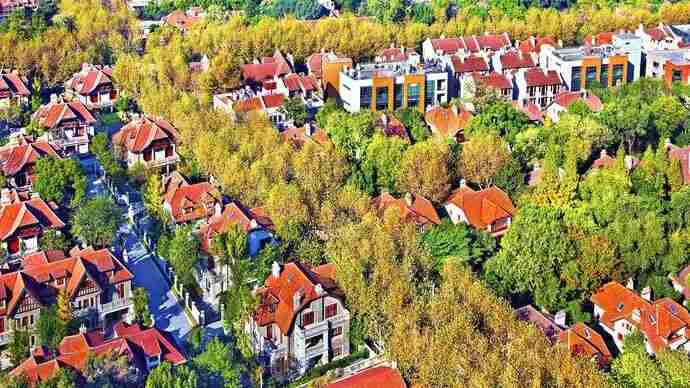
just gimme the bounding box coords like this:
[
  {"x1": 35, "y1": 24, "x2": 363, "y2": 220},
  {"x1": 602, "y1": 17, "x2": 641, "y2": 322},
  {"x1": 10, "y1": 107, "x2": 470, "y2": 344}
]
[
  {"x1": 540, "y1": 33, "x2": 642, "y2": 91},
  {"x1": 339, "y1": 59, "x2": 449, "y2": 113}
]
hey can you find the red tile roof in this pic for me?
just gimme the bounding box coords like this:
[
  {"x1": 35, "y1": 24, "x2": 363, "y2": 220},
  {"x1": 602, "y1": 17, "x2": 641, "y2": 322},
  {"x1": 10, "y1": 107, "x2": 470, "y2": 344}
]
[
  {"x1": 512, "y1": 101, "x2": 543, "y2": 122},
  {"x1": 242, "y1": 50, "x2": 292, "y2": 83},
  {"x1": 444, "y1": 186, "x2": 516, "y2": 230},
  {"x1": 519, "y1": 36, "x2": 560, "y2": 54},
  {"x1": 66, "y1": 65, "x2": 113, "y2": 96},
  {"x1": 254, "y1": 262, "x2": 340, "y2": 334},
  {"x1": 32, "y1": 98, "x2": 96, "y2": 129},
  {"x1": 524, "y1": 68, "x2": 561, "y2": 87},
  {"x1": 476, "y1": 33, "x2": 511, "y2": 51},
  {"x1": 558, "y1": 323, "x2": 611, "y2": 367},
  {"x1": 283, "y1": 74, "x2": 317, "y2": 93},
  {"x1": 0, "y1": 72, "x2": 30, "y2": 97},
  {"x1": 112, "y1": 116, "x2": 179, "y2": 154},
  {"x1": 163, "y1": 9, "x2": 202, "y2": 30},
  {"x1": 499, "y1": 51, "x2": 535, "y2": 70},
  {"x1": 198, "y1": 201, "x2": 274, "y2": 253},
  {"x1": 0, "y1": 136, "x2": 60, "y2": 176},
  {"x1": 474, "y1": 72, "x2": 512, "y2": 90},
  {"x1": 424, "y1": 105, "x2": 472, "y2": 139},
  {"x1": 11, "y1": 322, "x2": 185, "y2": 385},
  {"x1": 280, "y1": 124, "x2": 330, "y2": 148},
  {"x1": 0, "y1": 196, "x2": 65, "y2": 241},
  {"x1": 262, "y1": 93, "x2": 285, "y2": 109},
  {"x1": 377, "y1": 47, "x2": 409, "y2": 63},
  {"x1": 430, "y1": 38, "x2": 466, "y2": 55},
  {"x1": 583, "y1": 32, "x2": 614, "y2": 46},
  {"x1": 450, "y1": 55, "x2": 489, "y2": 74},
  {"x1": 372, "y1": 192, "x2": 441, "y2": 227},
  {"x1": 552, "y1": 91, "x2": 603, "y2": 112},
  {"x1": 591, "y1": 281, "x2": 690, "y2": 354},
  {"x1": 327, "y1": 366, "x2": 406, "y2": 388},
  {"x1": 164, "y1": 181, "x2": 221, "y2": 224}
]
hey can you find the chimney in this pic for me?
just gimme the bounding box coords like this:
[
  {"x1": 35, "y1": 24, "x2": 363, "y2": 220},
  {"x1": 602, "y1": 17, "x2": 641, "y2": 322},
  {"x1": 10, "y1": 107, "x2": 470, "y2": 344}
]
[
  {"x1": 626, "y1": 277, "x2": 634, "y2": 290},
  {"x1": 49, "y1": 93, "x2": 58, "y2": 103},
  {"x1": 625, "y1": 155, "x2": 635, "y2": 170},
  {"x1": 79, "y1": 323, "x2": 87, "y2": 334},
  {"x1": 214, "y1": 202, "x2": 222, "y2": 217},
  {"x1": 0, "y1": 188, "x2": 11, "y2": 206},
  {"x1": 381, "y1": 113, "x2": 388, "y2": 128},
  {"x1": 641, "y1": 286, "x2": 652, "y2": 301},
  {"x1": 600, "y1": 149, "x2": 608, "y2": 158},
  {"x1": 558, "y1": 39, "x2": 563, "y2": 48},
  {"x1": 293, "y1": 289, "x2": 302, "y2": 311},
  {"x1": 460, "y1": 179, "x2": 466, "y2": 187},
  {"x1": 81, "y1": 62, "x2": 90, "y2": 75},
  {"x1": 632, "y1": 308, "x2": 641, "y2": 322},
  {"x1": 271, "y1": 261, "x2": 281, "y2": 279},
  {"x1": 315, "y1": 283, "x2": 324, "y2": 296},
  {"x1": 404, "y1": 192, "x2": 414, "y2": 207},
  {"x1": 304, "y1": 121, "x2": 313, "y2": 136},
  {"x1": 554, "y1": 310, "x2": 566, "y2": 328}
]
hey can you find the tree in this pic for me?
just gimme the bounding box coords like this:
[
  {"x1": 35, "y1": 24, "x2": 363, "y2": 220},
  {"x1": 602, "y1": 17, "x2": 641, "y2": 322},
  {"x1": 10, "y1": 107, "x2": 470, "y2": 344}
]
[
  {"x1": 279, "y1": 96, "x2": 308, "y2": 126},
  {"x1": 421, "y1": 220, "x2": 495, "y2": 269},
  {"x1": 465, "y1": 100, "x2": 530, "y2": 143},
  {"x1": 460, "y1": 133, "x2": 512, "y2": 188},
  {"x1": 9, "y1": 328, "x2": 29, "y2": 366},
  {"x1": 33, "y1": 157, "x2": 87, "y2": 206},
  {"x1": 395, "y1": 108, "x2": 429, "y2": 143},
  {"x1": 396, "y1": 139, "x2": 451, "y2": 203},
  {"x1": 168, "y1": 226, "x2": 201, "y2": 288},
  {"x1": 71, "y1": 196, "x2": 123, "y2": 248},
  {"x1": 610, "y1": 333, "x2": 668, "y2": 388},
  {"x1": 322, "y1": 110, "x2": 375, "y2": 162},
  {"x1": 145, "y1": 363, "x2": 198, "y2": 388},
  {"x1": 193, "y1": 338, "x2": 242, "y2": 387},
  {"x1": 91, "y1": 133, "x2": 125, "y2": 182},
  {"x1": 133, "y1": 287, "x2": 153, "y2": 326},
  {"x1": 650, "y1": 95, "x2": 687, "y2": 140},
  {"x1": 37, "y1": 367, "x2": 77, "y2": 388},
  {"x1": 82, "y1": 350, "x2": 136, "y2": 386},
  {"x1": 38, "y1": 230, "x2": 70, "y2": 253},
  {"x1": 36, "y1": 305, "x2": 67, "y2": 348},
  {"x1": 143, "y1": 173, "x2": 168, "y2": 225},
  {"x1": 362, "y1": 134, "x2": 407, "y2": 194}
]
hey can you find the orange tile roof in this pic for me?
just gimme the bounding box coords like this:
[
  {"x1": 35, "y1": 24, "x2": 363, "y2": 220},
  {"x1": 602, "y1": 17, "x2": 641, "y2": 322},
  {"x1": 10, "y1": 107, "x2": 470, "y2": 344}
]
[
  {"x1": 372, "y1": 192, "x2": 441, "y2": 227},
  {"x1": 444, "y1": 186, "x2": 516, "y2": 230},
  {"x1": 280, "y1": 125, "x2": 330, "y2": 148},
  {"x1": 519, "y1": 36, "x2": 560, "y2": 54},
  {"x1": 424, "y1": 105, "x2": 472, "y2": 139},
  {"x1": 0, "y1": 72, "x2": 30, "y2": 97},
  {"x1": 66, "y1": 65, "x2": 113, "y2": 96},
  {"x1": 0, "y1": 196, "x2": 65, "y2": 240},
  {"x1": 254, "y1": 262, "x2": 340, "y2": 335},
  {"x1": 164, "y1": 181, "x2": 221, "y2": 224},
  {"x1": 112, "y1": 116, "x2": 179, "y2": 153},
  {"x1": 0, "y1": 137, "x2": 60, "y2": 176},
  {"x1": 163, "y1": 9, "x2": 202, "y2": 30},
  {"x1": 327, "y1": 366, "x2": 407, "y2": 388},
  {"x1": 32, "y1": 98, "x2": 96, "y2": 129},
  {"x1": 591, "y1": 281, "x2": 690, "y2": 353},
  {"x1": 558, "y1": 323, "x2": 611, "y2": 367},
  {"x1": 197, "y1": 201, "x2": 274, "y2": 253}
]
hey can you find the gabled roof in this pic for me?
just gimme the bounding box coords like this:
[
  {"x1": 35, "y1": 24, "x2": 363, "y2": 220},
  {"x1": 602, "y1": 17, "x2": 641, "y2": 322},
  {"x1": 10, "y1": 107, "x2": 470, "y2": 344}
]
[
  {"x1": 450, "y1": 55, "x2": 489, "y2": 74},
  {"x1": 0, "y1": 136, "x2": 60, "y2": 176},
  {"x1": 473, "y1": 72, "x2": 512, "y2": 90},
  {"x1": 515, "y1": 305, "x2": 563, "y2": 343},
  {"x1": 10, "y1": 322, "x2": 185, "y2": 385},
  {"x1": 280, "y1": 124, "x2": 330, "y2": 148},
  {"x1": 163, "y1": 9, "x2": 202, "y2": 30},
  {"x1": 444, "y1": 186, "x2": 516, "y2": 230},
  {"x1": 552, "y1": 91, "x2": 603, "y2": 112},
  {"x1": 283, "y1": 74, "x2": 318, "y2": 93},
  {"x1": 424, "y1": 105, "x2": 472, "y2": 139},
  {"x1": 499, "y1": 51, "x2": 535, "y2": 70},
  {"x1": 32, "y1": 98, "x2": 96, "y2": 129},
  {"x1": 377, "y1": 47, "x2": 410, "y2": 63},
  {"x1": 0, "y1": 196, "x2": 65, "y2": 240},
  {"x1": 254, "y1": 262, "x2": 340, "y2": 334},
  {"x1": 475, "y1": 33, "x2": 511, "y2": 51},
  {"x1": 0, "y1": 72, "x2": 30, "y2": 97},
  {"x1": 66, "y1": 65, "x2": 113, "y2": 96},
  {"x1": 371, "y1": 192, "x2": 441, "y2": 227},
  {"x1": 512, "y1": 101, "x2": 543, "y2": 122},
  {"x1": 112, "y1": 116, "x2": 179, "y2": 153},
  {"x1": 430, "y1": 37, "x2": 466, "y2": 55},
  {"x1": 164, "y1": 181, "x2": 221, "y2": 224},
  {"x1": 242, "y1": 50, "x2": 292, "y2": 83},
  {"x1": 591, "y1": 281, "x2": 690, "y2": 353},
  {"x1": 198, "y1": 201, "x2": 274, "y2": 253},
  {"x1": 583, "y1": 32, "x2": 614, "y2": 46},
  {"x1": 523, "y1": 68, "x2": 561, "y2": 87},
  {"x1": 327, "y1": 366, "x2": 407, "y2": 388},
  {"x1": 558, "y1": 323, "x2": 611, "y2": 366},
  {"x1": 519, "y1": 36, "x2": 560, "y2": 54}
]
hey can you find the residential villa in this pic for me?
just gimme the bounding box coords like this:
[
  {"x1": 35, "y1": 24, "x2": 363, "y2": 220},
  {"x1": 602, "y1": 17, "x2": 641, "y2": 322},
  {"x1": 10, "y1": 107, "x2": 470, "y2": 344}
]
[
  {"x1": 280, "y1": 122, "x2": 330, "y2": 148},
  {"x1": 247, "y1": 261, "x2": 350, "y2": 379},
  {"x1": 305, "y1": 50, "x2": 353, "y2": 99},
  {"x1": 162, "y1": 7, "x2": 203, "y2": 31},
  {"x1": 546, "y1": 90, "x2": 603, "y2": 122},
  {"x1": 492, "y1": 50, "x2": 535, "y2": 75},
  {"x1": 0, "y1": 247, "x2": 134, "y2": 348},
  {"x1": 591, "y1": 281, "x2": 690, "y2": 355},
  {"x1": 112, "y1": 116, "x2": 180, "y2": 173},
  {"x1": 10, "y1": 321, "x2": 185, "y2": 385},
  {"x1": 424, "y1": 105, "x2": 472, "y2": 141},
  {"x1": 64, "y1": 64, "x2": 117, "y2": 110},
  {"x1": 0, "y1": 134, "x2": 61, "y2": 189},
  {"x1": 371, "y1": 192, "x2": 441, "y2": 229},
  {"x1": 0, "y1": 190, "x2": 65, "y2": 258},
  {"x1": 0, "y1": 71, "x2": 30, "y2": 109},
  {"x1": 32, "y1": 96, "x2": 97, "y2": 156},
  {"x1": 558, "y1": 323, "x2": 612, "y2": 367},
  {"x1": 670, "y1": 264, "x2": 690, "y2": 300},
  {"x1": 163, "y1": 178, "x2": 222, "y2": 225},
  {"x1": 421, "y1": 33, "x2": 512, "y2": 61},
  {"x1": 514, "y1": 67, "x2": 563, "y2": 110},
  {"x1": 443, "y1": 185, "x2": 516, "y2": 237}
]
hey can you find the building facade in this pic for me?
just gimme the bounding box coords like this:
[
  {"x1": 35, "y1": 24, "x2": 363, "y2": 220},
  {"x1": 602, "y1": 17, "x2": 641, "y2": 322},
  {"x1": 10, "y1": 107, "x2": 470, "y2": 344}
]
[
  {"x1": 112, "y1": 116, "x2": 180, "y2": 172},
  {"x1": 32, "y1": 96, "x2": 96, "y2": 155}
]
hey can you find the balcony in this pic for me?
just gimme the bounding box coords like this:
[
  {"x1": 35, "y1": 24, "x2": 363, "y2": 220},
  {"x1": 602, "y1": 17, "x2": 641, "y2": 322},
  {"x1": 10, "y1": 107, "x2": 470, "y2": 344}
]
[
  {"x1": 101, "y1": 297, "x2": 132, "y2": 315},
  {"x1": 73, "y1": 306, "x2": 98, "y2": 318},
  {"x1": 0, "y1": 331, "x2": 10, "y2": 346},
  {"x1": 146, "y1": 154, "x2": 180, "y2": 168},
  {"x1": 304, "y1": 339, "x2": 327, "y2": 359}
]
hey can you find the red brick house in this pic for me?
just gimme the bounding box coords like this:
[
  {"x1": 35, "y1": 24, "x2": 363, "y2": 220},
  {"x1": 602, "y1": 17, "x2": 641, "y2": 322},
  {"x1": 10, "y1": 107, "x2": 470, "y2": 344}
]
[
  {"x1": 0, "y1": 191, "x2": 65, "y2": 257},
  {"x1": 112, "y1": 116, "x2": 180, "y2": 173},
  {"x1": 64, "y1": 64, "x2": 117, "y2": 110},
  {"x1": 10, "y1": 321, "x2": 185, "y2": 385},
  {"x1": 444, "y1": 185, "x2": 516, "y2": 237},
  {"x1": 32, "y1": 96, "x2": 97, "y2": 156},
  {"x1": 0, "y1": 71, "x2": 30, "y2": 109},
  {"x1": 0, "y1": 135, "x2": 61, "y2": 189}
]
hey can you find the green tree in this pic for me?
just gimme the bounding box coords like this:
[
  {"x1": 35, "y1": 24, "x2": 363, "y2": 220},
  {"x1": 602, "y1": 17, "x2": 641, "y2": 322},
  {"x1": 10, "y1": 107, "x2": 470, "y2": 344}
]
[
  {"x1": 38, "y1": 230, "x2": 70, "y2": 253},
  {"x1": 133, "y1": 287, "x2": 153, "y2": 326},
  {"x1": 168, "y1": 226, "x2": 201, "y2": 288},
  {"x1": 362, "y1": 134, "x2": 407, "y2": 194},
  {"x1": 145, "y1": 363, "x2": 198, "y2": 388},
  {"x1": 143, "y1": 173, "x2": 168, "y2": 225},
  {"x1": 610, "y1": 333, "x2": 668, "y2": 388},
  {"x1": 91, "y1": 133, "x2": 125, "y2": 182},
  {"x1": 71, "y1": 196, "x2": 123, "y2": 248},
  {"x1": 193, "y1": 338, "x2": 243, "y2": 387},
  {"x1": 9, "y1": 328, "x2": 30, "y2": 367},
  {"x1": 278, "y1": 96, "x2": 308, "y2": 126},
  {"x1": 33, "y1": 157, "x2": 87, "y2": 206},
  {"x1": 460, "y1": 133, "x2": 512, "y2": 188},
  {"x1": 465, "y1": 100, "x2": 530, "y2": 144},
  {"x1": 36, "y1": 305, "x2": 67, "y2": 348},
  {"x1": 396, "y1": 139, "x2": 451, "y2": 203},
  {"x1": 422, "y1": 220, "x2": 495, "y2": 269},
  {"x1": 322, "y1": 110, "x2": 375, "y2": 162},
  {"x1": 395, "y1": 108, "x2": 429, "y2": 143}
]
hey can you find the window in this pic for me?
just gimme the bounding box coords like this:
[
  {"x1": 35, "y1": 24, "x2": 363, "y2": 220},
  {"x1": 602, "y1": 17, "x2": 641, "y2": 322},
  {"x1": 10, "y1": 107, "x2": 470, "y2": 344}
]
[
  {"x1": 424, "y1": 80, "x2": 434, "y2": 107},
  {"x1": 407, "y1": 83, "x2": 421, "y2": 108},
  {"x1": 528, "y1": 86, "x2": 535, "y2": 97},
  {"x1": 266, "y1": 325, "x2": 273, "y2": 340},
  {"x1": 571, "y1": 66, "x2": 581, "y2": 92},
  {"x1": 585, "y1": 66, "x2": 597, "y2": 87},
  {"x1": 600, "y1": 64, "x2": 609, "y2": 87},
  {"x1": 673, "y1": 69, "x2": 683, "y2": 82},
  {"x1": 394, "y1": 84, "x2": 403, "y2": 110},
  {"x1": 332, "y1": 344, "x2": 342, "y2": 357},
  {"x1": 437, "y1": 79, "x2": 446, "y2": 90},
  {"x1": 612, "y1": 64, "x2": 624, "y2": 85},
  {"x1": 302, "y1": 311, "x2": 315, "y2": 326},
  {"x1": 330, "y1": 326, "x2": 342, "y2": 337},
  {"x1": 359, "y1": 86, "x2": 372, "y2": 110},
  {"x1": 375, "y1": 87, "x2": 388, "y2": 111},
  {"x1": 0, "y1": 318, "x2": 4, "y2": 333},
  {"x1": 325, "y1": 303, "x2": 338, "y2": 318}
]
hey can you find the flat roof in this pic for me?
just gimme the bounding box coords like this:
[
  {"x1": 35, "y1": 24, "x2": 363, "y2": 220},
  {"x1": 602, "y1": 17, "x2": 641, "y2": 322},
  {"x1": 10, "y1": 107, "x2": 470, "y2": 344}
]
[
  {"x1": 343, "y1": 61, "x2": 445, "y2": 80},
  {"x1": 552, "y1": 44, "x2": 627, "y2": 62},
  {"x1": 648, "y1": 48, "x2": 690, "y2": 65}
]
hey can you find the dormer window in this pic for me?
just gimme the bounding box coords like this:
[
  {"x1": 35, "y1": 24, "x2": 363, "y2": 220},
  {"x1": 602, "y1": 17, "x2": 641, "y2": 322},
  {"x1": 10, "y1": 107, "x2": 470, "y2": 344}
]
[{"x1": 616, "y1": 303, "x2": 624, "y2": 312}]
